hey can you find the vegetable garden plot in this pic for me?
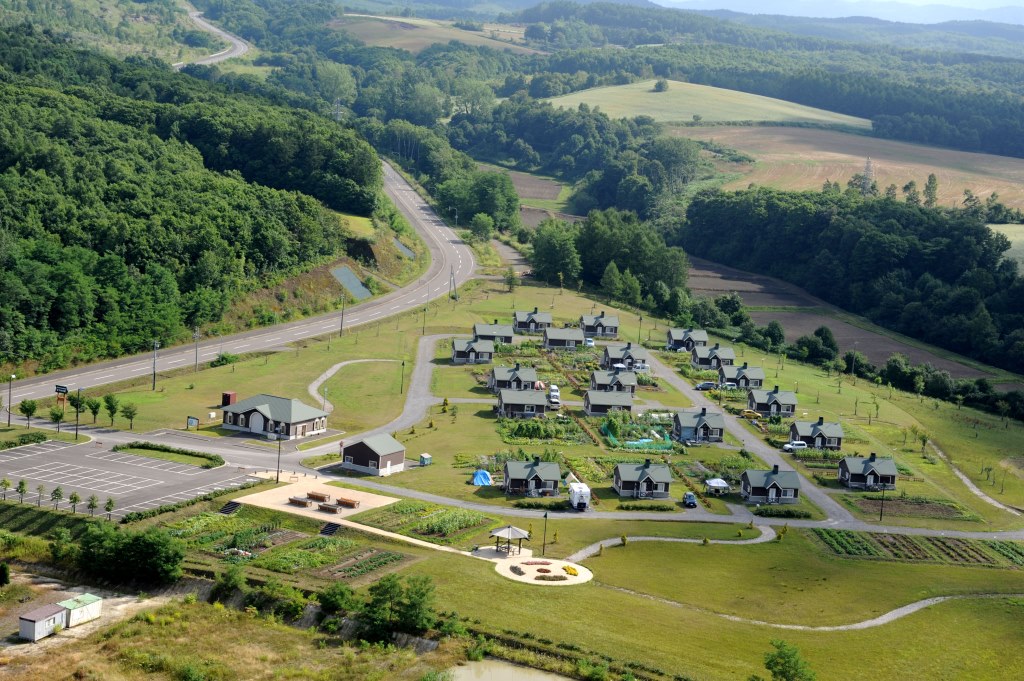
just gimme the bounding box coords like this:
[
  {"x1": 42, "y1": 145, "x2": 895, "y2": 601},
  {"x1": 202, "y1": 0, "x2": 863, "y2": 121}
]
[
  {"x1": 319, "y1": 548, "x2": 407, "y2": 580},
  {"x1": 923, "y1": 537, "x2": 999, "y2": 565}
]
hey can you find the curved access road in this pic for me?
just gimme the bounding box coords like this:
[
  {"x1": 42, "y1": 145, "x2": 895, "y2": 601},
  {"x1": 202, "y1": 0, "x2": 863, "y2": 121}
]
[
  {"x1": 4, "y1": 162, "x2": 475, "y2": 411},
  {"x1": 172, "y1": 11, "x2": 250, "y2": 70}
]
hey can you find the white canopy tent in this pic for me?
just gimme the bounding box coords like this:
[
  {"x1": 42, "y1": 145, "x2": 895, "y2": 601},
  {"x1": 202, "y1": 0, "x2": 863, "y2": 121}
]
[{"x1": 704, "y1": 478, "x2": 731, "y2": 495}]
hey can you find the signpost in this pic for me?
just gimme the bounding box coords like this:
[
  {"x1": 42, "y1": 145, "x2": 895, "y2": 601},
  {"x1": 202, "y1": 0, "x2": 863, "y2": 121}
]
[
  {"x1": 54, "y1": 385, "x2": 68, "y2": 395},
  {"x1": 186, "y1": 416, "x2": 200, "y2": 430}
]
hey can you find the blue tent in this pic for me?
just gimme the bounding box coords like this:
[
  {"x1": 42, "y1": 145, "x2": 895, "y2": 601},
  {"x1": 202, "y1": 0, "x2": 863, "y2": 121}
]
[{"x1": 472, "y1": 469, "x2": 493, "y2": 486}]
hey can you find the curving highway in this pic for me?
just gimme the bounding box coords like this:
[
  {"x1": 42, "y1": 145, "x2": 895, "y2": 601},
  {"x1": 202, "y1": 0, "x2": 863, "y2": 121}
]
[{"x1": 172, "y1": 11, "x2": 250, "y2": 70}]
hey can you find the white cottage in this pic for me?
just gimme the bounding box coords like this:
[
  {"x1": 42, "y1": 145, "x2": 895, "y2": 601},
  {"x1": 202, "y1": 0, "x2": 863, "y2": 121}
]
[
  {"x1": 19, "y1": 603, "x2": 67, "y2": 642},
  {"x1": 57, "y1": 593, "x2": 103, "y2": 627}
]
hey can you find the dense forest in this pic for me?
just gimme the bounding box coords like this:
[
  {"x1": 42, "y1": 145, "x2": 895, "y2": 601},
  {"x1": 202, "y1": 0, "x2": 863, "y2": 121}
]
[
  {"x1": 683, "y1": 188, "x2": 1024, "y2": 373},
  {"x1": 0, "y1": 26, "x2": 381, "y2": 370}
]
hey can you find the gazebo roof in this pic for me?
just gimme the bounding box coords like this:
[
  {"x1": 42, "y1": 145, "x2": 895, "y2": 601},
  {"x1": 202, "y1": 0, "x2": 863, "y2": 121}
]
[{"x1": 490, "y1": 525, "x2": 530, "y2": 540}]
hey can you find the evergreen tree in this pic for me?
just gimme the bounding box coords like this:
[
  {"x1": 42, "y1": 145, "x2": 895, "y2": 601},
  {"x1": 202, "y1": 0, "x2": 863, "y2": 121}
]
[{"x1": 601, "y1": 261, "x2": 622, "y2": 301}]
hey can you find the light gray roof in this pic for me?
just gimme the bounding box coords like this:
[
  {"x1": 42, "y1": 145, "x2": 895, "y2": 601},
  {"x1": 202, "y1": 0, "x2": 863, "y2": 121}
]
[
  {"x1": 674, "y1": 408, "x2": 725, "y2": 431},
  {"x1": 453, "y1": 337, "x2": 494, "y2": 353},
  {"x1": 668, "y1": 328, "x2": 707, "y2": 343},
  {"x1": 742, "y1": 468, "x2": 801, "y2": 490},
  {"x1": 693, "y1": 344, "x2": 736, "y2": 361},
  {"x1": 841, "y1": 456, "x2": 898, "y2": 477},
  {"x1": 505, "y1": 459, "x2": 561, "y2": 481},
  {"x1": 591, "y1": 370, "x2": 638, "y2": 388},
  {"x1": 514, "y1": 309, "x2": 553, "y2": 324},
  {"x1": 792, "y1": 419, "x2": 844, "y2": 439},
  {"x1": 585, "y1": 390, "x2": 634, "y2": 407},
  {"x1": 748, "y1": 387, "x2": 798, "y2": 406},
  {"x1": 222, "y1": 394, "x2": 327, "y2": 423},
  {"x1": 581, "y1": 312, "x2": 619, "y2": 327},
  {"x1": 491, "y1": 525, "x2": 530, "y2": 539},
  {"x1": 544, "y1": 327, "x2": 585, "y2": 342},
  {"x1": 492, "y1": 365, "x2": 539, "y2": 384},
  {"x1": 720, "y1": 364, "x2": 766, "y2": 381},
  {"x1": 20, "y1": 603, "x2": 67, "y2": 622},
  {"x1": 474, "y1": 323, "x2": 514, "y2": 338},
  {"x1": 615, "y1": 461, "x2": 672, "y2": 484},
  {"x1": 499, "y1": 389, "x2": 549, "y2": 406},
  {"x1": 359, "y1": 433, "x2": 405, "y2": 456},
  {"x1": 604, "y1": 343, "x2": 649, "y2": 361}
]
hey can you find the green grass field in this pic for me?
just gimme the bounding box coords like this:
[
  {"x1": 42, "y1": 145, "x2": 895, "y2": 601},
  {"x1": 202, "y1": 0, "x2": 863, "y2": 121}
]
[
  {"x1": 336, "y1": 15, "x2": 537, "y2": 55},
  {"x1": 548, "y1": 80, "x2": 871, "y2": 128},
  {"x1": 991, "y1": 223, "x2": 1024, "y2": 266},
  {"x1": 338, "y1": 211, "x2": 376, "y2": 238}
]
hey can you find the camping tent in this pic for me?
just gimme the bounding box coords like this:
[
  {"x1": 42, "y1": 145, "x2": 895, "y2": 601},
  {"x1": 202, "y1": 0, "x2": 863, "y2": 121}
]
[
  {"x1": 472, "y1": 469, "x2": 493, "y2": 486},
  {"x1": 704, "y1": 478, "x2": 731, "y2": 495}
]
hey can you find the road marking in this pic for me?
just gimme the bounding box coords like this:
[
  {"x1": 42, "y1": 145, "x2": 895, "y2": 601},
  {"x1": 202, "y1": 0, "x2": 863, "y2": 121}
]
[
  {"x1": 96, "y1": 374, "x2": 113, "y2": 380},
  {"x1": 236, "y1": 344, "x2": 250, "y2": 349},
  {"x1": 168, "y1": 359, "x2": 184, "y2": 364}
]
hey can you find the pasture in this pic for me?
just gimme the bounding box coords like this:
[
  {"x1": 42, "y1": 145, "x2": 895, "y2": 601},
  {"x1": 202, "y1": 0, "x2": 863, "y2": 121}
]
[
  {"x1": 333, "y1": 15, "x2": 538, "y2": 55},
  {"x1": 679, "y1": 125, "x2": 1024, "y2": 209},
  {"x1": 477, "y1": 163, "x2": 571, "y2": 212},
  {"x1": 548, "y1": 79, "x2": 870, "y2": 128},
  {"x1": 991, "y1": 223, "x2": 1024, "y2": 266}
]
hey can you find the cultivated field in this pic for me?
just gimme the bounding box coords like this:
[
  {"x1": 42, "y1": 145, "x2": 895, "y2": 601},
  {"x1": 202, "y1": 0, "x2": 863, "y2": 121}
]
[
  {"x1": 548, "y1": 80, "x2": 870, "y2": 128},
  {"x1": 679, "y1": 126, "x2": 1024, "y2": 209},
  {"x1": 477, "y1": 163, "x2": 565, "y2": 204},
  {"x1": 332, "y1": 15, "x2": 538, "y2": 55},
  {"x1": 991, "y1": 224, "x2": 1024, "y2": 266}
]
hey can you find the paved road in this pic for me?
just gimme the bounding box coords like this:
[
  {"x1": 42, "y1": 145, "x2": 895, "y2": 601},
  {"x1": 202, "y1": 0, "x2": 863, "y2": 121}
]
[
  {"x1": 172, "y1": 11, "x2": 250, "y2": 70},
  {"x1": 4, "y1": 162, "x2": 474, "y2": 413}
]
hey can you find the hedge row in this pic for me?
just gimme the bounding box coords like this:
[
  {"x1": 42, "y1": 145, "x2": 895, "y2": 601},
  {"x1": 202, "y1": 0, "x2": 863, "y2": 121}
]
[
  {"x1": 0, "y1": 432, "x2": 48, "y2": 451},
  {"x1": 112, "y1": 441, "x2": 225, "y2": 468}
]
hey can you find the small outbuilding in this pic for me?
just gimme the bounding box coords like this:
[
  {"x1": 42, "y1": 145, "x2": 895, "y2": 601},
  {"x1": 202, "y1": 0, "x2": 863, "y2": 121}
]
[
  {"x1": 19, "y1": 603, "x2": 68, "y2": 642},
  {"x1": 514, "y1": 307, "x2": 553, "y2": 333},
  {"x1": 419, "y1": 453, "x2": 433, "y2": 466},
  {"x1": 341, "y1": 433, "x2": 406, "y2": 476},
  {"x1": 57, "y1": 593, "x2": 103, "y2": 628},
  {"x1": 704, "y1": 478, "x2": 731, "y2": 496},
  {"x1": 543, "y1": 327, "x2": 585, "y2": 350},
  {"x1": 473, "y1": 321, "x2": 515, "y2": 344},
  {"x1": 451, "y1": 336, "x2": 495, "y2": 365}
]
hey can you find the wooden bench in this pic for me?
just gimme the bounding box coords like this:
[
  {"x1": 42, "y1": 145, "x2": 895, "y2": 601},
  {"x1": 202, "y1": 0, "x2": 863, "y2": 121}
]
[
  {"x1": 335, "y1": 497, "x2": 360, "y2": 509},
  {"x1": 317, "y1": 503, "x2": 342, "y2": 514},
  {"x1": 307, "y1": 491, "x2": 330, "y2": 503},
  {"x1": 288, "y1": 497, "x2": 312, "y2": 507}
]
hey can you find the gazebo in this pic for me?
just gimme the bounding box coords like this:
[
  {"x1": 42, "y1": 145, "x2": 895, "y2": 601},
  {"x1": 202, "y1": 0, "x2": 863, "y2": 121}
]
[{"x1": 490, "y1": 525, "x2": 530, "y2": 555}]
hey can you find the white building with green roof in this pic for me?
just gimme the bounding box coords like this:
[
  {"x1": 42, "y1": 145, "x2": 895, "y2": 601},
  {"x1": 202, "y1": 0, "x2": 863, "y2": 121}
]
[{"x1": 221, "y1": 394, "x2": 328, "y2": 440}]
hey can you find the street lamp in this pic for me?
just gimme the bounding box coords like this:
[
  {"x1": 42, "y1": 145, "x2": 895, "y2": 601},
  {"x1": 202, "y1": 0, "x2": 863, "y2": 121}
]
[
  {"x1": 400, "y1": 360, "x2": 406, "y2": 394},
  {"x1": 151, "y1": 339, "x2": 161, "y2": 391},
  {"x1": 340, "y1": 296, "x2": 346, "y2": 337},
  {"x1": 422, "y1": 307, "x2": 427, "y2": 335},
  {"x1": 74, "y1": 387, "x2": 82, "y2": 441},
  {"x1": 638, "y1": 316, "x2": 643, "y2": 344},
  {"x1": 193, "y1": 329, "x2": 201, "y2": 373},
  {"x1": 878, "y1": 484, "x2": 886, "y2": 522},
  {"x1": 542, "y1": 511, "x2": 549, "y2": 556},
  {"x1": 276, "y1": 425, "x2": 285, "y2": 484},
  {"x1": 7, "y1": 374, "x2": 14, "y2": 427}
]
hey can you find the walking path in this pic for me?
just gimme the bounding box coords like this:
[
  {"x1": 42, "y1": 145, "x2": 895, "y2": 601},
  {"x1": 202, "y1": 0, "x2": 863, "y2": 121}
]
[
  {"x1": 565, "y1": 526, "x2": 777, "y2": 562},
  {"x1": 929, "y1": 440, "x2": 1021, "y2": 516},
  {"x1": 307, "y1": 359, "x2": 397, "y2": 413}
]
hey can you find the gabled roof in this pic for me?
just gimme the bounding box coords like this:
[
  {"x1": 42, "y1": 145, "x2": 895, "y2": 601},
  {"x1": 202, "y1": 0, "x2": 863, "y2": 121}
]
[
  {"x1": 720, "y1": 364, "x2": 766, "y2": 381},
  {"x1": 792, "y1": 419, "x2": 844, "y2": 439},
  {"x1": 20, "y1": 603, "x2": 67, "y2": 622},
  {"x1": 473, "y1": 323, "x2": 514, "y2": 338},
  {"x1": 581, "y1": 312, "x2": 619, "y2": 327},
  {"x1": 514, "y1": 308, "x2": 553, "y2": 324},
  {"x1": 222, "y1": 394, "x2": 327, "y2": 423},
  {"x1": 585, "y1": 390, "x2": 634, "y2": 407},
  {"x1": 453, "y1": 337, "x2": 495, "y2": 353},
  {"x1": 742, "y1": 468, "x2": 801, "y2": 489},
  {"x1": 544, "y1": 327, "x2": 585, "y2": 342},
  {"x1": 748, "y1": 387, "x2": 798, "y2": 406},
  {"x1": 499, "y1": 389, "x2": 549, "y2": 406},
  {"x1": 692, "y1": 344, "x2": 736, "y2": 361},
  {"x1": 492, "y1": 365, "x2": 539, "y2": 384},
  {"x1": 674, "y1": 408, "x2": 725, "y2": 431},
  {"x1": 359, "y1": 433, "x2": 405, "y2": 456},
  {"x1": 505, "y1": 459, "x2": 561, "y2": 481},
  {"x1": 57, "y1": 593, "x2": 102, "y2": 610},
  {"x1": 840, "y1": 456, "x2": 898, "y2": 477},
  {"x1": 604, "y1": 343, "x2": 649, "y2": 361},
  {"x1": 614, "y1": 461, "x2": 672, "y2": 484},
  {"x1": 591, "y1": 370, "x2": 638, "y2": 388},
  {"x1": 668, "y1": 328, "x2": 707, "y2": 343}
]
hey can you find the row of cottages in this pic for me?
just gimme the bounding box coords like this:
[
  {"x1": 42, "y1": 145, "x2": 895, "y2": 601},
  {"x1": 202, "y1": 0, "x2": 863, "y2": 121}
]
[
  {"x1": 222, "y1": 394, "x2": 328, "y2": 440},
  {"x1": 340, "y1": 433, "x2": 406, "y2": 476},
  {"x1": 673, "y1": 407, "x2": 726, "y2": 443},
  {"x1": 747, "y1": 386, "x2": 798, "y2": 417},
  {"x1": 580, "y1": 310, "x2": 619, "y2": 338},
  {"x1": 498, "y1": 389, "x2": 550, "y2": 418},
  {"x1": 601, "y1": 342, "x2": 649, "y2": 371},
  {"x1": 666, "y1": 327, "x2": 708, "y2": 352},
  {"x1": 488, "y1": 363, "x2": 540, "y2": 393},
  {"x1": 790, "y1": 416, "x2": 844, "y2": 450},
  {"x1": 20, "y1": 594, "x2": 103, "y2": 642},
  {"x1": 719, "y1": 362, "x2": 765, "y2": 388},
  {"x1": 451, "y1": 336, "x2": 495, "y2": 365},
  {"x1": 543, "y1": 327, "x2": 585, "y2": 349},
  {"x1": 838, "y1": 453, "x2": 898, "y2": 490},
  {"x1": 740, "y1": 465, "x2": 801, "y2": 504},
  {"x1": 591, "y1": 368, "x2": 637, "y2": 394},
  {"x1": 692, "y1": 343, "x2": 735, "y2": 369},
  {"x1": 612, "y1": 459, "x2": 673, "y2": 499},
  {"x1": 503, "y1": 457, "x2": 561, "y2": 494},
  {"x1": 514, "y1": 307, "x2": 553, "y2": 333},
  {"x1": 584, "y1": 389, "x2": 633, "y2": 416},
  {"x1": 473, "y1": 321, "x2": 515, "y2": 344}
]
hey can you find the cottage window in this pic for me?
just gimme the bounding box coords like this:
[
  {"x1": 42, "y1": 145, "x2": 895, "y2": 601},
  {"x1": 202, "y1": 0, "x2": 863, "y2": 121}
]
[
  {"x1": 826, "y1": 438, "x2": 837, "y2": 446},
  {"x1": 344, "y1": 456, "x2": 353, "y2": 463},
  {"x1": 525, "y1": 405, "x2": 535, "y2": 413},
  {"x1": 369, "y1": 461, "x2": 377, "y2": 469},
  {"x1": 238, "y1": 415, "x2": 246, "y2": 427},
  {"x1": 225, "y1": 413, "x2": 234, "y2": 425},
  {"x1": 782, "y1": 489, "x2": 794, "y2": 498}
]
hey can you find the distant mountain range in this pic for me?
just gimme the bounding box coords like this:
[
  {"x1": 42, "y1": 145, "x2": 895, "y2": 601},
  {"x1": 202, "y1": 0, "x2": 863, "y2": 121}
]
[{"x1": 656, "y1": 0, "x2": 1024, "y2": 25}]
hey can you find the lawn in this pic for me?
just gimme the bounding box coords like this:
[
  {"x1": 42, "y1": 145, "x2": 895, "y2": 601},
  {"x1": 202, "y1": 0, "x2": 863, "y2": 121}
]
[
  {"x1": 991, "y1": 223, "x2": 1024, "y2": 266},
  {"x1": 0, "y1": 425, "x2": 79, "y2": 446},
  {"x1": 334, "y1": 15, "x2": 538, "y2": 55},
  {"x1": 320, "y1": 360, "x2": 407, "y2": 434},
  {"x1": 337, "y1": 211, "x2": 376, "y2": 238},
  {"x1": 548, "y1": 80, "x2": 870, "y2": 128},
  {"x1": 116, "y1": 446, "x2": 209, "y2": 468}
]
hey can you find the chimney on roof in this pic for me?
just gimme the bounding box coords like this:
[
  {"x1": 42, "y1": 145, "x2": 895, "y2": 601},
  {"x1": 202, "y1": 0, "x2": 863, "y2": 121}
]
[
  {"x1": 644, "y1": 458, "x2": 651, "y2": 467},
  {"x1": 533, "y1": 306, "x2": 538, "y2": 313},
  {"x1": 742, "y1": 362, "x2": 748, "y2": 369},
  {"x1": 600, "y1": 310, "x2": 605, "y2": 318},
  {"x1": 614, "y1": 367, "x2": 620, "y2": 375},
  {"x1": 818, "y1": 416, "x2": 824, "y2": 425},
  {"x1": 626, "y1": 342, "x2": 632, "y2": 349},
  {"x1": 772, "y1": 464, "x2": 780, "y2": 475},
  {"x1": 869, "y1": 452, "x2": 876, "y2": 462},
  {"x1": 494, "y1": 319, "x2": 498, "y2": 325},
  {"x1": 533, "y1": 456, "x2": 541, "y2": 466},
  {"x1": 515, "y1": 362, "x2": 520, "y2": 370},
  {"x1": 773, "y1": 385, "x2": 779, "y2": 393},
  {"x1": 713, "y1": 342, "x2": 720, "y2": 350},
  {"x1": 701, "y1": 407, "x2": 707, "y2": 415}
]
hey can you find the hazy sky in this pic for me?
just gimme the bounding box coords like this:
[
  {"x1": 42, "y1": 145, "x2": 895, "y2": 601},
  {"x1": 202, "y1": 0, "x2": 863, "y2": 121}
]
[{"x1": 840, "y1": 0, "x2": 1024, "y2": 5}]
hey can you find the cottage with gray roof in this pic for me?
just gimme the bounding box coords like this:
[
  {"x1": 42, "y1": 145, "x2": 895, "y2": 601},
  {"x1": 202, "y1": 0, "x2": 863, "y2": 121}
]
[
  {"x1": 498, "y1": 389, "x2": 550, "y2": 418},
  {"x1": 673, "y1": 407, "x2": 725, "y2": 443},
  {"x1": 222, "y1": 394, "x2": 327, "y2": 440},
  {"x1": 790, "y1": 416, "x2": 844, "y2": 450},
  {"x1": 514, "y1": 307, "x2": 553, "y2": 333},
  {"x1": 747, "y1": 385, "x2": 798, "y2": 417},
  {"x1": 719, "y1": 362, "x2": 765, "y2": 389},
  {"x1": 451, "y1": 336, "x2": 494, "y2": 365},
  {"x1": 583, "y1": 390, "x2": 633, "y2": 416},
  {"x1": 504, "y1": 456, "x2": 561, "y2": 495},
  {"x1": 613, "y1": 459, "x2": 673, "y2": 499},
  {"x1": 543, "y1": 326, "x2": 585, "y2": 350},
  {"x1": 666, "y1": 328, "x2": 708, "y2": 352},
  {"x1": 601, "y1": 342, "x2": 649, "y2": 371},
  {"x1": 740, "y1": 465, "x2": 801, "y2": 504},
  {"x1": 838, "y1": 453, "x2": 897, "y2": 490},
  {"x1": 579, "y1": 310, "x2": 619, "y2": 338},
  {"x1": 19, "y1": 603, "x2": 68, "y2": 642},
  {"x1": 473, "y1": 321, "x2": 514, "y2": 344},
  {"x1": 341, "y1": 433, "x2": 406, "y2": 476},
  {"x1": 590, "y1": 368, "x2": 638, "y2": 394},
  {"x1": 489, "y1": 363, "x2": 540, "y2": 393},
  {"x1": 691, "y1": 343, "x2": 736, "y2": 369}
]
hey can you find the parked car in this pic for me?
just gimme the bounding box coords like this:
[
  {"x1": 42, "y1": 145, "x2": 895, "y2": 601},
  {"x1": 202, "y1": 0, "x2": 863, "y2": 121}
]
[
  {"x1": 548, "y1": 396, "x2": 561, "y2": 410},
  {"x1": 683, "y1": 439, "x2": 703, "y2": 447},
  {"x1": 549, "y1": 384, "x2": 560, "y2": 398},
  {"x1": 740, "y1": 409, "x2": 761, "y2": 420},
  {"x1": 720, "y1": 382, "x2": 738, "y2": 390},
  {"x1": 683, "y1": 492, "x2": 698, "y2": 508},
  {"x1": 584, "y1": 338, "x2": 595, "y2": 348},
  {"x1": 782, "y1": 441, "x2": 808, "y2": 452},
  {"x1": 695, "y1": 381, "x2": 717, "y2": 391}
]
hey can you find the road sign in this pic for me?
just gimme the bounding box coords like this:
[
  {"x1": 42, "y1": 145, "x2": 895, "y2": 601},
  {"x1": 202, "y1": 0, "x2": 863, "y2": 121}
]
[
  {"x1": 55, "y1": 384, "x2": 68, "y2": 395},
  {"x1": 186, "y1": 416, "x2": 200, "y2": 429}
]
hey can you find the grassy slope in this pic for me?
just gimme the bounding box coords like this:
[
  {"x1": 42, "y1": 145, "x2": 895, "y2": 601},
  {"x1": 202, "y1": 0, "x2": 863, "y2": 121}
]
[
  {"x1": 336, "y1": 15, "x2": 537, "y2": 55},
  {"x1": 991, "y1": 224, "x2": 1024, "y2": 266},
  {"x1": 548, "y1": 79, "x2": 871, "y2": 128}
]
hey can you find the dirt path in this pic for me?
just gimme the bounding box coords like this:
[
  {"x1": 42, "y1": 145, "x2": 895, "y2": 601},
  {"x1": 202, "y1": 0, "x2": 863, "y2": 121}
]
[
  {"x1": 307, "y1": 359, "x2": 398, "y2": 413},
  {"x1": 928, "y1": 441, "x2": 1021, "y2": 517},
  {"x1": 565, "y1": 526, "x2": 777, "y2": 563}
]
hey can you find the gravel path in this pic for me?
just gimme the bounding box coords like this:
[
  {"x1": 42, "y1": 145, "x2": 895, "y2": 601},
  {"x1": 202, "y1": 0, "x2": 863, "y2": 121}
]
[
  {"x1": 564, "y1": 525, "x2": 777, "y2": 562},
  {"x1": 928, "y1": 440, "x2": 1021, "y2": 517},
  {"x1": 307, "y1": 359, "x2": 397, "y2": 413}
]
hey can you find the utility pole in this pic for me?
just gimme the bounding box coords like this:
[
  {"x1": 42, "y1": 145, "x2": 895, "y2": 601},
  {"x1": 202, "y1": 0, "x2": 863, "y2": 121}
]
[
  {"x1": 193, "y1": 329, "x2": 201, "y2": 373},
  {"x1": 638, "y1": 316, "x2": 643, "y2": 344},
  {"x1": 340, "y1": 296, "x2": 346, "y2": 336},
  {"x1": 151, "y1": 340, "x2": 161, "y2": 391},
  {"x1": 276, "y1": 431, "x2": 283, "y2": 484},
  {"x1": 74, "y1": 387, "x2": 81, "y2": 441},
  {"x1": 422, "y1": 307, "x2": 427, "y2": 335},
  {"x1": 542, "y1": 511, "x2": 549, "y2": 556},
  {"x1": 400, "y1": 360, "x2": 406, "y2": 394},
  {"x1": 6, "y1": 375, "x2": 13, "y2": 428},
  {"x1": 878, "y1": 485, "x2": 885, "y2": 522}
]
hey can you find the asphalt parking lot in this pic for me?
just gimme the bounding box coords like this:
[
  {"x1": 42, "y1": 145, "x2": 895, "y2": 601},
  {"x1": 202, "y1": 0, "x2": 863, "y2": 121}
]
[{"x1": 0, "y1": 439, "x2": 259, "y2": 518}]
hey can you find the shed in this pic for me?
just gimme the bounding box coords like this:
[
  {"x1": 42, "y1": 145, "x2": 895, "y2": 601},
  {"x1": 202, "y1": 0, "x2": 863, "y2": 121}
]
[
  {"x1": 19, "y1": 603, "x2": 68, "y2": 642},
  {"x1": 341, "y1": 433, "x2": 406, "y2": 476},
  {"x1": 57, "y1": 593, "x2": 103, "y2": 628},
  {"x1": 419, "y1": 453, "x2": 433, "y2": 466}
]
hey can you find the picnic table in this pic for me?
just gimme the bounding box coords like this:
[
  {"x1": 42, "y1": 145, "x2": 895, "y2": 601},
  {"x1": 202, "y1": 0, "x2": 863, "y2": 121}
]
[
  {"x1": 335, "y1": 497, "x2": 360, "y2": 509},
  {"x1": 288, "y1": 497, "x2": 312, "y2": 507},
  {"x1": 307, "y1": 491, "x2": 331, "y2": 503},
  {"x1": 317, "y1": 503, "x2": 342, "y2": 514}
]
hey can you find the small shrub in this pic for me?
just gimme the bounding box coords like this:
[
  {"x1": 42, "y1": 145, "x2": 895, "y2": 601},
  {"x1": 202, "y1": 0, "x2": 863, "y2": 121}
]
[{"x1": 620, "y1": 535, "x2": 627, "y2": 547}]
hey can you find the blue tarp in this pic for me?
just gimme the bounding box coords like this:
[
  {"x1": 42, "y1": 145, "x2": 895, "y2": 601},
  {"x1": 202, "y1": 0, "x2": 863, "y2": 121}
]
[{"x1": 472, "y1": 469, "x2": 493, "y2": 486}]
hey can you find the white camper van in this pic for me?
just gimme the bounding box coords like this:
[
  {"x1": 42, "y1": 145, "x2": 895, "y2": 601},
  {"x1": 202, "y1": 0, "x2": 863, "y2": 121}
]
[{"x1": 568, "y1": 482, "x2": 591, "y2": 511}]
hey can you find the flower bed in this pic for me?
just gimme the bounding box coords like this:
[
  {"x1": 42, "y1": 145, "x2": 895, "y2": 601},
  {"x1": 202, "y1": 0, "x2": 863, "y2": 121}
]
[
  {"x1": 535, "y1": 574, "x2": 568, "y2": 581},
  {"x1": 522, "y1": 560, "x2": 551, "y2": 566},
  {"x1": 562, "y1": 565, "x2": 578, "y2": 576},
  {"x1": 510, "y1": 565, "x2": 525, "y2": 576}
]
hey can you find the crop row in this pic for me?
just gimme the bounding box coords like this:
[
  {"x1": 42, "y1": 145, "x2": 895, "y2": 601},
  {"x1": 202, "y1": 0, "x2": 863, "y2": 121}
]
[
  {"x1": 415, "y1": 508, "x2": 489, "y2": 536},
  {"x1": 984, "y1": 541, "x2": 1024, "y2": 566},
  {"x1": 337, "y1": 551, "x2": 403, "y2": 579},
  {"x1": 924, "y1": 537, "x2": 996, "y2": 565},
  {"x1": 812, "y1": 529, "x2": 882, "y2": 557}
]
